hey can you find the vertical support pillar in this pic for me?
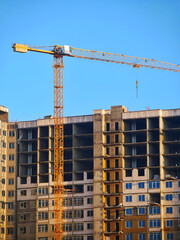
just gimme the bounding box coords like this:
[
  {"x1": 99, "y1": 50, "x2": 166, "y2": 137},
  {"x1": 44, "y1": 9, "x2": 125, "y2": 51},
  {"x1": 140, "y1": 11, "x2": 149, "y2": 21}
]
[{"x1": 54, "y1": 56, "x2": 64, "y2": 240}]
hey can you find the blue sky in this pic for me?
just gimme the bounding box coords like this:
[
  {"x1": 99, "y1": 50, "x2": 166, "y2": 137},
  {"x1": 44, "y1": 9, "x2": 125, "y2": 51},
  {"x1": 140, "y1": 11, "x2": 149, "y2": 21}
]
[{"x1": 0, "y1": 0, "x2": 179, "y2": 121}]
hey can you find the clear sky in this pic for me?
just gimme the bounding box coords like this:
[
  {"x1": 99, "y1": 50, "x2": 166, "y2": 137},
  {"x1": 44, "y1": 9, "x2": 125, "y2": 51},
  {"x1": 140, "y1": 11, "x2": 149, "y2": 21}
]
[{"x1": 0, "y1": 0, "x2": 179, "y2": 122}]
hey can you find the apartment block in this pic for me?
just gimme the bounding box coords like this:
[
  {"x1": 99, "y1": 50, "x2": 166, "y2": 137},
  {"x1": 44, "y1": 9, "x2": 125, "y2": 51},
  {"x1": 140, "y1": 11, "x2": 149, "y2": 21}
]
[
  {"x1": 0, "y1": 105, "x2": 180, "y2": 240},
  {"x1": 0, "y1": 106, "x2": 16, "y2": 240}
]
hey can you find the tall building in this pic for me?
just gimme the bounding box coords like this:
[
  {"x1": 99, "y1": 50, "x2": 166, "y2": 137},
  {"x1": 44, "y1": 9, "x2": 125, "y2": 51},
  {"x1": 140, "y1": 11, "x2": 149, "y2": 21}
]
[{"x1": 0, "y1": 105, "x2": 180, "y2": 240}]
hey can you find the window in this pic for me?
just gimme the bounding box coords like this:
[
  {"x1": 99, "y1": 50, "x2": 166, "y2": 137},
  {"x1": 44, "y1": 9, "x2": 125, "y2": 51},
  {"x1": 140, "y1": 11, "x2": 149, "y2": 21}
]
[
  {"x1": 125, "y1": 208, "x2": 133, "y2": 215},
  {"x1": 74, "y1": 197, "x2": 84, "y2": 206},
  {"x1": 149, "y1": 181, "x2": 160, "y2": 189},
  {"x1": 149, "y1": 233, "x2": 161, "y2": 240},
  {"x1": 74, "y1": 210, "x2": 84, "y2": 218},
  {"x1": 9, "y1": 131, "x2": 15, "y2": 137},
  {"x1": 115, "y1": 122, "x2": 119, "y2": 131},
  {"x1": 115, "y1": 134, "x2": 119, "y2": 143},
  {"x1": 87, "y1": 223, "x2": 93, "y2": 230},
  {"x1": 166, "y1": 220, "x2": 173, "y2": 227},
  {"x1": 38, "y1": 212, "x2": 48, "y2": 220},
  {"x1": 19, "y1": 227, "x2": 26, "y2": 234},
  {"x1": 64, "y1": 211, "x2": 72, "y2": 219},
  {"x1": 178, "y1": 181, "x2": 180, "y2": 187},
  {"x1": 166, "y1": 207, "x2": 173, "y2": 214},
  {"x1": 2, "y1": 167, "x2": 5, "y2": 172},
  {"x1": 106, "y1": 135, "x2": 110, "y2": 144},
  {"x1": 138, "y1": 220, "x2": 145, "y2": 228},
  {"x1": 19, "y1": 214, "x2": 27, "y2": 221},
  {"x1": 74, "y1": 237, "x2": 84, "y2": 240},
  {"x1": 87, "y1": 236, "x2": 93, "y2": 240},
  {"x1": 63, "y1": 237, "x2": 73, "y2": 240},
  {"x1": 106, "y1": 123, "x2": 110, "y2": 131},
  {"x1": 115, "y1": 184, "x2": 119, "y2": 193},
  {"x1": 2, "y1": 154, "x2": 6, "y2": 160},
  {"x1": 126, "y1": 196, "x2": 132, "y2": 202},
  {"x1": 9, "y1": 143, "x2": 15, "y2": 149},
  {"x1": 167, "y1": 233, "x2": 173, "y2": 240},
  {"x1": 115, "y1": 159, "x2": 119, "y2": 168},
  {"x1": 9, "y1": 155, "x2": 14, "y2": 161},
  {"x1": 1, "y1": 228, "x2": 4, "y2": 234},
  {"x1": 20, "y1": 190, "x2": 27, "y2": 196},
  {"x1": 126, "y1": 234, "x2": 132, "y2": 240},
  {"x1": 2, "y1": 191, "x2": 5, "y2": 196},
  {"x1": 115, "y1": 147, "x2": 119, "y2": 155},
  {"x1": 2, "y1": 141, "x2": 6, "y2": 148},
  {"x1": 20, "y1": 202, "x2": 26, "y2": 209},
  {"x1": 106, "y1": 160, "x2": 110, "y2": 168},
  {"x1": 31, "y1": 189, "x2": 37, "y2": 195},
  {"x1": 87, "y1": 210, "x2": 93, "y2": 217},
  {"x1": 7, "y1": 215, "x2": 14, "y2": 222},
  {"x1": 87, "y1": 185, "x2": 93, "y2": 191},
  {"x1": 2, "y1": 179, "x2": 5, "y2": 184},
  {"x1": 74, "y1": 223, "x2": 84, "y2": 231},
  {"x1": 87, "y1": 197, "x2": 93, "y2": 204},
  {"x1": 149, "y1": 219, "x2": 161, "y2": 228},
  {"x1": 8, "y1": 191, "x2": 14, "y2": 197},
  {"x1": 106, "y1": 147, "x2": 110, "y2": 155},
  {"x1": 1, "y1": 215, "x2": 5, "y2": 221},
  {"x1": 38, "y1": 200, "x2": 48, "y2": 207},
  {"x1": 179, "y1": 194, "x2": 180, "y2": 200},
  {"x1": 8, "y1": 203, "x2": 14, "y2": 209},
  {"x1": 38, "y1": 224, "x2": 48, "y2": 233},
  {"x1": 149, "y1": 206, "x2": 160, "y2": 215},
  {"x1": 107, "y1": 185, "x2": 110, "y2": 193},
  {"x1": 126, "y1": 221, "x2": 132, "y2": 228},
  {"x1": 166, "y1": 181, "x2": 172, "y2": 188},
  {"x1": 3, "y1": 130, "x2": 6, "y2": 136},
  {"x1": 166, "y1": 194, "x2": 173, "y2": 201},
  {"x1": 38, "y1": 187, "x2": 48, "y2": 195},
  {"x1": 7, "y1": 228, "x2": 14, "y2": 235},
  {"x1": 115, "y1": 172, "x2": 119, "y2": 180},
  {"x1": 63, "y1": 223, "x2": 72, "y2": 232},
  {"x1": 126, "y1": 183, "x2": 132, "y2": 189},
  {"x1": 139, "y1": 234, "x2": 145, "y2": 240},
  {"x1": 138, "y1": 182, "x2": 145, "y2": 189},
  {"x1": 138, "y1": 195, "x2": 145, "y2": 201},
  {"x1": 8, "y1": 179, "x2": 14, "y2": 185},
  {"x1": 9, "y1": 167, "x2": 14, "y2": 173}
]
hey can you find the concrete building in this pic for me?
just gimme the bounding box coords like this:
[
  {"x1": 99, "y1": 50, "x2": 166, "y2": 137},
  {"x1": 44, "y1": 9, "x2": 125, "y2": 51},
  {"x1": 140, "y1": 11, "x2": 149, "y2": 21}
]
[{"x1": 0, "y1": 105, "x2": 180, "y2": 240}]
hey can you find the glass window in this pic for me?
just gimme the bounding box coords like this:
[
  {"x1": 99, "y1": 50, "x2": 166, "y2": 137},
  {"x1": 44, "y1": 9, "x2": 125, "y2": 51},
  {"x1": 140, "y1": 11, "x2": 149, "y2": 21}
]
[
  {"x1": 126, "y1": 196, "x2": 132, "y2": 202},
  {"x1": 126, "y1": 234, "x2": 132, "y2": 240},
  {"x1": 166, "y1": 194, "x2": 173, "y2": 201},
  {"x1": 125, "y1": 208, "x2": 133, "y2": 215},
  {"x1": 167, "y1": 233, "x2": 173, "y2": 240},
  {"x1": 138, "y1": 182, "x2": 145, "y2": 189},
  {"x1": 149, "y1": 207, "x2": 160, "y2": 215},
  {"x1": 166, "y1": 207, "x2": 173, "y2": 214},
  {"x1": 149, "y1": 181, "x2": 160, "y2": 189},
  {"x1": 126, "y1": 183, "x2": 132, "y2": 189},
  {"x1": 149, "y1": 219, "x2": 161, "y2": 228},
  {"x1": 166, "y1": 181, "x2": 172, "y2": 188},
  {"x1": 138, "y1": 220, "x2": 145, "y2": 228},
  {"x1": 126, "y1": 221, "x2": 132, "y2": 228},
  {"x1": 166, "y1": 220, "x2": 173, "y2": 227},
  {"x1": 138, "y1": 207, "x2": 145, "y2": 215},
  {"x1": 138, "y1": 195, "x2": 145, "y2": 201}
]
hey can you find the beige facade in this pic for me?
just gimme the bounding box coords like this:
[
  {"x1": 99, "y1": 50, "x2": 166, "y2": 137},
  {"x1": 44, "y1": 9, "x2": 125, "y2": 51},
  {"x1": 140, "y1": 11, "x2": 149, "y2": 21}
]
[{"x1": 0, "y1": 105, "x2": 180, "y2": 240}]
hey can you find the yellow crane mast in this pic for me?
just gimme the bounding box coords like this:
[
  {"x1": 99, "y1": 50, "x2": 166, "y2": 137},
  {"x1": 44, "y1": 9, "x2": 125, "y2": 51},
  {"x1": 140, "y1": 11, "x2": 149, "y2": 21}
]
[{"x1": 12, "y1": 43, "x2": 180, "y2": 240}]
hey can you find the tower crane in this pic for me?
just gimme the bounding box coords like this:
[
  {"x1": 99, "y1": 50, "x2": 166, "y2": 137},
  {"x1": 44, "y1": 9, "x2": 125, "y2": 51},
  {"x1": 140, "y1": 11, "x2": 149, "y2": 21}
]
[{"x1": 12, "y1": 43, "x2": 180, "y2": 240}]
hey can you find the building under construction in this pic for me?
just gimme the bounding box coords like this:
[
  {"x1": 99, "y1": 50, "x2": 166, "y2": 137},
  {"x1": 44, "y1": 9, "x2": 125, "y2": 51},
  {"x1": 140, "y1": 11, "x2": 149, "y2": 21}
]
[{"x1": 0, "y1": 104, "x2": 180, "y2": 240}]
